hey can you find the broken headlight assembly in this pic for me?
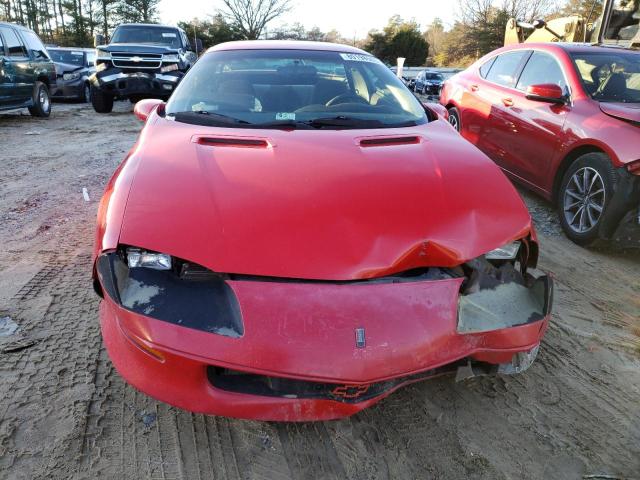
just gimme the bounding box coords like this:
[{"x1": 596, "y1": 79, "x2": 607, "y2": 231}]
[
  {"x1": 126, "y1": 248, "x2": 172, "y2": 270},
  {"x1": 95, "y1": 246, "x2": 243, "y2": 338},
  {"x1": 484, "y1": 241, "x2": 521, "y2": 260},
  {"x1": 457, "y1": 238, "x2": 553, "y2": 334}
]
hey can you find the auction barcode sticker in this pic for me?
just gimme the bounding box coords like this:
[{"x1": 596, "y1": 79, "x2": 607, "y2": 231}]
[{"x1": 339, "y1": 53, "x2": 381, "y2": 64}]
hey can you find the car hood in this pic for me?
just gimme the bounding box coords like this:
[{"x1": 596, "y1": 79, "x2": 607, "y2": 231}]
[
  {"x1": 118, "y1": 118, "x2": 532, "y2": 280},
  {"x1": 100, "y1": 43, "x2": 179, "y2": 55},
  {"x1": 54, "y1": 62, "x2": 84, "y2": 75},
  {"x1": 599, "y1": 102, "x2": 640, "y2": 124}
]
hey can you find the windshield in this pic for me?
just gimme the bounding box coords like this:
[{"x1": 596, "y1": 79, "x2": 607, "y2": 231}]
[
  {"x1": 165, "y1": 49, "x2": 428, "y2": 129},
  {"x1": 425, "y1": 73, "x2": 443, "y2": 81},
  {"x1": 572, "y1": 51, "x2": 640, "y2": 103},
  {"x1": 111, "y1": 26, "x2": 182, "y2": 48},
  {"x1": 48, "y1": 49, "x2": 85, "y2": 66}
]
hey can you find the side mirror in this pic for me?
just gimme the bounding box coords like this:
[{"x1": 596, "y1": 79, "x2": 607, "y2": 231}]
[
  {"x1": 423, "y1": 102, "x2": 449, "y2": 121},
  {"x1": 134, "y1": 98, "x2": 165, "y2": 122},
  {"x1": 94, "y1": 34, "x2": 105, "y2": 47},
  {"x1": 525, "y1": 84, "x2": 566, "y2": 104}
]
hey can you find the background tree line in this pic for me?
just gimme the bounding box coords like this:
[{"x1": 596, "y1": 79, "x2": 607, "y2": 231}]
[
  {"x1": 0, "y1": 0, "x2": 161, "y2": 46},
  {"x1": 428, "y1": 0, "x2": 603, "y2": 67},
  {"x1": 1, "y1": 0, "x2": 604, "y2": 67}
]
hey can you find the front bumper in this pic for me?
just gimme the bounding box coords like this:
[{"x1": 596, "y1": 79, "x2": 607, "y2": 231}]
[
  {"x1": 53, "y1": 78, "x2": 85, "y2": 99},
  {"x1": 423, "y1": 84, "x2": 442, "y2": 95},
  {"x1": 90, "y1": 67, "x2": 184, "y2": 98},
  {"x1": 600, "y1": 167, "x2": 640, "y2": 247},
  {"x1": 97, "y1": 255, "x2": 553, "y2": 421}
]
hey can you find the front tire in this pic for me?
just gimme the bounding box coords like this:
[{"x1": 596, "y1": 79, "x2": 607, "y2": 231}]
[
  {"x1": 447, "y1": 106, "x2": 461, "y2": 132},
  {"x1": 558, "y1": 152, "x2": 616, "y2": 246},
  {"x1": 28, "y1": 81, "x2": 51, "y2": 117},
  {"x1": 91, "y1": 85, "x2": 114, "y2": 113},
  {"x1": 82, "y1": 83, "x2": 91, "y2": 103}
]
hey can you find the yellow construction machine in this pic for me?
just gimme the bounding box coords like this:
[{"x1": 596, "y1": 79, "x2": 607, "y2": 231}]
[{"x1": 505, "y1": 0, "x2": 639, "y2": 49}]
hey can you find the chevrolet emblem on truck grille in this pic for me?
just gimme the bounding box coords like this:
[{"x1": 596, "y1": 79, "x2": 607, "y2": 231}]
[{"x1": 130, "y1": 56, "x2": 143, "y2": 62}]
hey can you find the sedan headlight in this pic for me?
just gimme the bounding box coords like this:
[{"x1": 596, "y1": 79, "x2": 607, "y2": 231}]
[
  {"x1": 485, "y1": 241, "x2": 521, "y2": 260},
  {"x1": 162, "y1": 54, "x2": 180, "y2": 63},
  {"x1": 126, "y1": 248, "x2": 172, "y2": 270},
  {"x1": 63, "y1": 72, "x2": 81, "y2": 81},
  {"x1": 96, "y1": 49, "x2": 111, "y2": 61}
]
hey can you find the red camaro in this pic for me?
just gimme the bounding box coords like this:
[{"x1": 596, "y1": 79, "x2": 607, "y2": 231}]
[
  {"x1": 93, "y1": 41, "x2": 553, "y2": 421},
  {"x1": 441, "y1": 42, "x2": 640, "y2": 246}
]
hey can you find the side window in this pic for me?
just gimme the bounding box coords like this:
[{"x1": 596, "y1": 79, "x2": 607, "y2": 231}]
[
  {"x1": 0, "y1": 27, "x2": 28, "y2": 57},
  {"x1": 485, "y1": 51, "x2": 529, "y2": 87},
  {"x1": 22, "y1": 31, "x2": 49, "y2": 60},
  {"x1": 479, "y1": 57, "x2": 496, "y2": 78},
  {"x1": 516, "y1": 51, "x2": 567, "y2": 91},
  {"x1": 86, "y1": 51, "x2": 96, "y2": 66},
  {"x1": 0, "y1": 32, "x2": 4, "y2": 55},
  {"x1": 182, "y1": 32, "x2": 191, "y2": 50}
]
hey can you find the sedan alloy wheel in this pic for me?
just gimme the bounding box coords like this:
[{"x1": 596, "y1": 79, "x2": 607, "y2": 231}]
[{"x1": 563, "y1": 166, "x2": 606, "y2": 234}]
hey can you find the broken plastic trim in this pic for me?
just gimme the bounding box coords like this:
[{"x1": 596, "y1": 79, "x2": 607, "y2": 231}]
[
  {"x1": 457, "y1": 257, "x2": 553, "y2": 334},
  {"x1": 454, "y1": 345, "x2": 539, "y2": 381},
  {"x1": 95, "y1": 251, "x2": 244, "y2": 338},
  {"x1": 600, "y1": 167, "x2": 640, "y2": 247}
]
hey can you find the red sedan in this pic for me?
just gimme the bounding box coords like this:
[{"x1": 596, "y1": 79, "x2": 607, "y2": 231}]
[
  {"x1": 93, "y1": 41, "x2": 552, "y2": 421},
  {"x1": 440, "y1": 43, "x2": 640, "y2": 246}
]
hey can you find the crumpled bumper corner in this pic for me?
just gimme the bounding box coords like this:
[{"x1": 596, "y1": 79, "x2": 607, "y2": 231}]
[{"x1": 458, "y1": 275, "x2": 553, "y2": 334}]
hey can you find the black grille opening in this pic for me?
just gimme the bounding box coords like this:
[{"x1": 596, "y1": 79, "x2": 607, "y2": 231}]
[{"x1": 207, "y1": 361, "x2": 475, "y2": 404}]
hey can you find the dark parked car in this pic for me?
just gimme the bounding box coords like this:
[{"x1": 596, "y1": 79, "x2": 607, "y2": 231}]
[
  {"x1": 48, "y1": 47, "x2": 96, "y2": 102},
  {"x1": 414, "y1": 70, "x2": 444, "y2": 96},
  {"x1": 440, "y1": 42, "x2": 640, "y2": 246},
  {"x1": 0, "y1": 22, "x2": 56, "y2": 117},
  {"x1": 90, "y1": 23, "x2": 199, "y2": 113}
]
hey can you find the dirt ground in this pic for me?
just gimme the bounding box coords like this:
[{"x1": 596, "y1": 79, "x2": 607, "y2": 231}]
[{"x1": 0, "y1": 102, "x2": 639, "y2": 480}]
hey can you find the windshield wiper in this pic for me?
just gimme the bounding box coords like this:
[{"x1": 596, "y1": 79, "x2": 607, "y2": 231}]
[
  {"x1": 169, "y1": 111, "x2": 251, "y2": 127},
  {"x1": 304, "y1": 116, "x2": 419, "y2": 129},
  {"x1": 257, "y1": 116, "x2": 414, "y2": 130}
]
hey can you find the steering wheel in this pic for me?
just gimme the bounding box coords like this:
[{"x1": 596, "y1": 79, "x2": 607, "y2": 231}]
[{"x1": 326, "y1": 93, "x2": 369, "y2": 107}]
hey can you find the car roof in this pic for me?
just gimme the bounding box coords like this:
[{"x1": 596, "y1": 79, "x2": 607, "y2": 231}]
[
  {"x1": 207, "y1": 40, "x2": 370, "y2": 55},
  {"x1": 498, "y1": 41, "x2": 640, "y2": 56},
  {"x1": 115, "y1": 23, "x2": 182, "y2": 30},
  {"x1": 48, "y1": 46, "x2": 94, "y2": 52},
  {"x1": 0, "y1": 21, "x2": 32, "y2": 32}
]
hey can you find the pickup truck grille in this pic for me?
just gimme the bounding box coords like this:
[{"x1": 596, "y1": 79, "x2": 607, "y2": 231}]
[{"x1": 111, "y1": 52, "x2": 163, "y2": 69}]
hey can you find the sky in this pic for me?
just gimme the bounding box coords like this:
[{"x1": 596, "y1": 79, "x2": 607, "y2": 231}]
[{"x1": 158, "y1": 0, "x2": 458, "y2": 39}]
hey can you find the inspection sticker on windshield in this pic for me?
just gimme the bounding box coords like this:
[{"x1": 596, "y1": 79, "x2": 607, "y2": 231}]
[
  {"x1": 339, "y1": 53, "x2": 380, "y2": 64},
  {"x1": 162, "y1": 32, "x2": 177, "y2": 37},
  {"x1": 276, "y1": 112, "x2": 295, "y2": 121}
]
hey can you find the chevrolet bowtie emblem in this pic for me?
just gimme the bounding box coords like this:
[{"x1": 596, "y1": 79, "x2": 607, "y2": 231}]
[{"x1": 130, "y1": 56, "x2": 143, "y2": 62}]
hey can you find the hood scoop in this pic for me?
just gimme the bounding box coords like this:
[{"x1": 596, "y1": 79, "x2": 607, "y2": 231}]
[
  {"x1": 359, "y1": 136, "x2": 421, "y2": 147},
  {"x1": 194, "y1": 136, "x2": 269, "y2": 148}
]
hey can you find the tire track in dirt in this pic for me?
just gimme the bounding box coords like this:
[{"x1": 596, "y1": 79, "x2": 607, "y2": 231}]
[{"x1": 275, "y1": 422, "x2": 347, "y2": 480}]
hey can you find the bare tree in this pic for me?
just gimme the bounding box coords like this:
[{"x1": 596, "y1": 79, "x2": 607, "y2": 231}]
[
  {"x1": 221, "y1": 0, "x2": 293, "y2": 39},
  {"x1": 502, "y1": 0, "x2": 560, "y2": 22}
]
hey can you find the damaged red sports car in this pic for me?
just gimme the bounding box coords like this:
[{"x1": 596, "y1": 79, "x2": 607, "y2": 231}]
[{"x1": 93, "y1": 41, "x2": 553, "y2": 421}]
